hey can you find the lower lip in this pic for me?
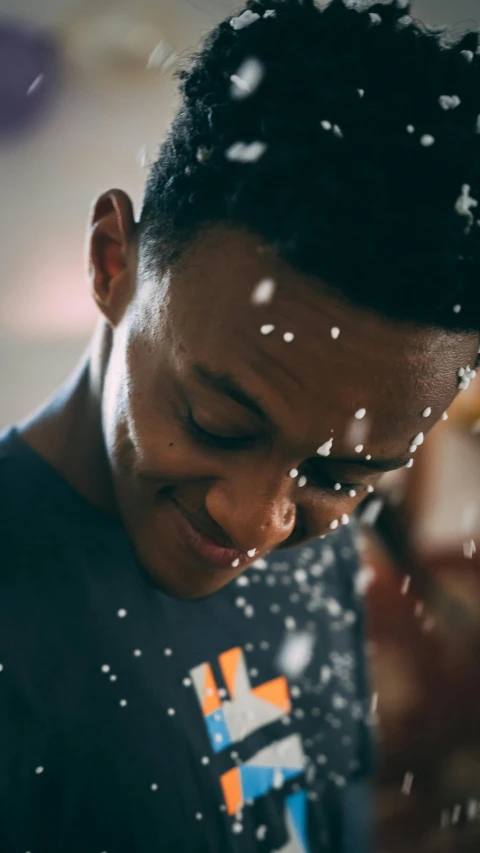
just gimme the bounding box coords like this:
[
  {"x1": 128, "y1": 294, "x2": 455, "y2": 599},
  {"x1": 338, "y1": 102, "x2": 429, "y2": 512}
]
[{"x1": 170, "y1": 500, "x2": 252, "y2": 570}]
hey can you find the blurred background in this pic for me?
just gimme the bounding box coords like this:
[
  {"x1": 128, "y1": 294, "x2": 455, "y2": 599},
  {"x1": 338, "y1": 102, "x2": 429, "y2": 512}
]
[{"x1": 2, "y1": 0, "x2": 480, "y2": 851}]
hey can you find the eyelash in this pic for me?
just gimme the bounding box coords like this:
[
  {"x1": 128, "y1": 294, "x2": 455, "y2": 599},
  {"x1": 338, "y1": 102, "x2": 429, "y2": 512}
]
[{"x1": 184, "y1": 410, "x2": 258, "y2": 450}]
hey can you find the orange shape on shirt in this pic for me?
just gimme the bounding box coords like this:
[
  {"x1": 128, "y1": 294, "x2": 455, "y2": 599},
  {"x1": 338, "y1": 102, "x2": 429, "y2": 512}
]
[
  {"x1": 220, "y1": 766, "x2": 243, "y2": 815},
  {"x1": 252, "y1": 676, "x2": 291, "y2": 713}
]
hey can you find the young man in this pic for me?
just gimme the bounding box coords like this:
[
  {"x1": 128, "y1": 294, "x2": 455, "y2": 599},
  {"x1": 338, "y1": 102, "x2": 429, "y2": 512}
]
[{"x1": 1, "y1": 0, "x2": 479, "y2": 850}]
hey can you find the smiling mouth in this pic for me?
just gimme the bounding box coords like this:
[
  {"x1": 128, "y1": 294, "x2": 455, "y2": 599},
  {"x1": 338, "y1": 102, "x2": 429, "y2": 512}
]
[{"x1": 169, "y1": 497, "x2": 254, "y2": 570}]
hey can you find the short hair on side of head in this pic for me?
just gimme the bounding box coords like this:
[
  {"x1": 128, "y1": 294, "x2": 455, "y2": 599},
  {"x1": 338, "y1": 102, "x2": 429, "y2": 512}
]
[{"x1": 139, "y1": 0, "x2": 480, "y2": 332}]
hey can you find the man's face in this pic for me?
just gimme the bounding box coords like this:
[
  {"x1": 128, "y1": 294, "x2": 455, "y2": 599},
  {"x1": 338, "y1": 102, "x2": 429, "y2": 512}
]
[{"x1": 100, "y1": 226, "x2": 477, "y2": 599}]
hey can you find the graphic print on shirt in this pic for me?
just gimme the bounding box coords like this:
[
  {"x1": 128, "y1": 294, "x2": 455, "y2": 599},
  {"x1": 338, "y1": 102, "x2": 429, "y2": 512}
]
[{"x1": 190, "y1": 647, "x2": 312, "y2": 853}]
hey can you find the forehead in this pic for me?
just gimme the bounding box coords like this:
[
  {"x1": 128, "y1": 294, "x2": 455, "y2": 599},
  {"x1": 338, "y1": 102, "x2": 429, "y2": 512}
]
[{"x1": 140, "y1": 227, "x2": 477, "y2": 449}]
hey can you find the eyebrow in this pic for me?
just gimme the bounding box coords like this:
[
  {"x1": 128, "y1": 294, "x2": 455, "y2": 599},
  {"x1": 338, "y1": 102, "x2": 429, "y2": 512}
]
[
  {"x1": 193, "y1": 364, "x2": 270, "y2": 422},
  {"x1": 193, "y1": 363, "x2": 410, "y2": 473}
]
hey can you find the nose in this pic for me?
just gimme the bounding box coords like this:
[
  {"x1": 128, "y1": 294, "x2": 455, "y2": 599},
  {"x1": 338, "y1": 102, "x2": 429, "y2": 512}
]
[{"x1": 205, "y1": 464, "x2": 296, "y2": 553}]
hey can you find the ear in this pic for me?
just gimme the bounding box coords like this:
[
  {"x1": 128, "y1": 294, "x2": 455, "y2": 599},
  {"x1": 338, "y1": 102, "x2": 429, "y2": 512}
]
[{"x1": 88, "y1": 189, "x2": 136, "y2": 326}]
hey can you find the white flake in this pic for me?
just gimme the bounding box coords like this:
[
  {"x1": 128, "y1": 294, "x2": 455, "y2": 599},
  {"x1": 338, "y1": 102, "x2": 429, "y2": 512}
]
[
  {"x1": 231, "y1": 558, "x2": 240, "y2": 568},
  {"x1": 230, "y1": 10, "x2": 261, "y2": 30},
  {"x1": 251, "y1": 278, "x2": 276, "y2": 305},
  {"x1": 167, "y1": 708, "x2": 176, "y2": 716},
  {"x1": 348, "y1": 489, "x2": 357, "y2": 497},
  {"x1": 455, "y1": 184, "x2": 478, "y2": 233},
  {"x1": 244, "y1": 604, "x2": 255, "y2": 617},
  {"x1": 109, "y1": 674, "x2": 117, "y2": 681},
  {"x1": 354, "y1": 444, "x2": 364, "y2": 453},
  {"x1": 422, "y1": 407, "x2": 432, "y2": 417},
  {"x1": 201, "y1": 756, "x2": 210, "y2": 765},
  {"x1": 232, "y1": 822, "x2": 244, "y2": 834},
  {"x1": 283, "y1": 331, "x2": 295, "y2": 342},
  {"x1": 453, "y1": 304, "x2": 462, "y2": 313},
  {"x1": 226, "y1": 141, "x2": 267, "y2": 163},
  {"x1": 411, "y1": 432, "x2": 424, "y2": 448},
  {"x1": 329, "y1": 519, "x2": 339, "y2": 530},
  {"x1": 341, "y1": 514, "x2": 350, "y2": 526},
  {"x1": 461, "y1": 50, "x2": 474, "y2": 62},
  {"x1": 334, "y1": 482, "x2": 342, "y2": 491},
  {"x1": 256, "y1": 825, "x2": 268, "y2": 840},
  {"x1": 119, "y1": 699, "x2": 127, "y2": 707},
  {"x1": 247, "y1": 548, "x2": 256, "y2": 557},
  {"x1": 134, "y1": 649, "x2": 143, "y2": 657},
  {"x1": 117, "y1": 609, "x2": 127, "y2": 618},
  {"x1": 260, "y1": 323, "x2": 275, "y2": 335},
  {"x1": 369, "y1": 12, "x2": 382, "y2": 25},
  {"x1": 355, "y1": 408, "x2": 366, "y2": 420},
  {"x1": 441, "y1": 412, "x2": 448, "y2": 420},
  {"x1": 367, "y1": 484, "x2": 374, "y2": 493},
  {"x1": 253, "y1": 557, "x2": 268, "y2": 569},
  {"x1": 357, "y1": 88, "x2": 365, "y2": 98},
  {"x1": 463, "y1": 538, "x2": 476, "y2": 559},
  {"x1": 183, "y1": 677, "x2": 192, "y2": 687},
  {"x1": 263, "y1": 10, "x2": 276, "y2": 18},
  {"x1": 35, "y1": 766, "x2": 44, "y2": 774},
  {"x1": 366, "y1": 454, "x2": 372, "y2": 460},
  {"x1": 406, "y1": 124, "x2": 415, "y2": 134},
  {"x1": 330, "y1": 326, "x2": 340, "y2": 339},
  {"x1": 195, "y1": 813, "x2": 203, "y2": 820},
  {"x1": 101, "y1": 665, "x2": 110, "y2": 673},
  {"x1": 164, "y1": 648, "x2": 172, "y2": 656},
  {"x1": 317, "y1": 438, "x2": 333, "y2": 457},
  {"x1": 27, "y1": 74, "x2": 44, "y2": 96},
  {"x1": 230, "y1": 58, "x2": 264, "y2": 100},
  {"x1": 298, "y1": 475, "x2": 307, "y2": 488},
  {"x1": 333, "y1": 124, "x2": 343, "y2": 139},
  {"x1": 439, "y1": 94, "x2": 461, "y2": 110},
  {"x1": 151, "y1": 783, "x2": 158, "y2": 791},
  {"x1": 402, "y1": 772, "x2": 414, "y2": 796},
  {"x1": 405, "y1": 459, "x2": 414, "y2": 468},
  {"x1": 401, "y1": 575, "x2": 411, "y2": 595},
  {"x1": 420, "y1": 134, "x2": 435, "y2": 147},
  {"x1": 289, "y1": 468, "x2": 299, "y2": 478},
  {"x1": 321, "y1": 120, "x2": 332, "y2": 131}
]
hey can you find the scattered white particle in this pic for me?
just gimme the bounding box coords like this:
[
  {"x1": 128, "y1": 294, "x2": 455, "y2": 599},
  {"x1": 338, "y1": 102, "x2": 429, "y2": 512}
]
[
  {"x1": 256, "y1": 825, "x2": 268, "y2": 840},
  {"x1": 406, "y1": 459, "x2": 414, "y2": 468},
  {"x1": 331, "y1": 326, "x2": 340, "y2": 339},
  {"x1": 452, "y1": 804, "x2": 462, "y2": 824},
  {"x1": 365, "y1": 454, "x2": 372, "y2": 461},
  {"x1": 357, "y1": 88, "x2": 365, "y2": 98},
  {"x1": 453, "y1": 304, "x2": 462, "y2": 313},
  {"x1": 355, "y1": 408, "x2": 366, "y2": 420},
  {"x1": 35, "y1": 766, "x2": 44, "y2": 774},
  {"x1": 420, "y1": 134, "x2": 435, "y2": 147},
  {"x1": 225, "y1": 141, "x2": 267, "y2": 163},
  {"x1": 317, "y1": 438, "x2": 334, "y2": 457},
  {"x1": 422, "y1": 615, "x2": 436, "y2": 633},
  {"x1": 230, "y1": 10, "x2": 261, "y2": 30},
  {"x1": 232, "y1": 558, "x2": 240, "y2": 568},
  {"x1": 369, "y1": 12, "x2": 382, "y2": 25},
  {"x1": 167, "y1": 708, "x2": 176, "y2": 716},
  {"x1": 244, "y1": 605, "x2": 255, "y2": 618},
  {"x1": 196, "y1": 146, "x2": 211, "y2": 163},
  {"x1": 334, "y1": 482, "x2": 342, "y2": 491},
  {"x1": 289, "y1": 468, "x2": 299, "y2": 479},
  {"x1": 461, "y1": 49, "x2": 474, "y2": 62},
  {"x1": 27, "y1": 74, "x2": 44, "y2": 96},
  {"x1": 117, "y1": 609, "x2": 127, "y2": 618},
  {"x1": 411, "y1": 432, "x2": 424, "y2": 448},
  {"x1": 321, "y1": 120, "x2": 332, "y2": 131},
  {"x1": 458, "y1": 367, "x2": 465, "y2": 377},
  {"x1": 371, "y1": 692, "x2": 379, "y2": 714},
  {"x1": 422, "y1": 407, "x2": 432, "y2": 417},
  {"x1": 294, "y1": 568, "x2": 308, "y2": 583},
  {"x1": 251, "y1": 277, "x2": 276, "y2": 305},
  {"x1": 284, "y1": 616, "x2": 297, "y2": 630},
  {"x1": 341, "y1": 514, "x2": 350, "y2": 526},
  {"x1": 463, "y1": 538, "x2": 476, "y2": 559},
  {"x1": 247, "y1": 548, "x2": 256, "y2": 557},
  {"x1": 401, "y1": 771, "x2": 414, "y2": 796},
  {"x1": 253, "y1": 557, "x2": 268, "y2": 569},
  {"x1": 355, "y1": 566, "x2": 375, "y2": 596},
  {"x1": 260, "y1": 323, "x2": 275, "y2": 335},
  {"x1": 367, "y1": 484, "x2": 374, "y2": 493},
  {"x1": 237, "y1": 575, "x2": 249, "y2": 586},
  {"x1": 441, "y1": 412, "x2": 448, "y2": 421},
  {"x1": 348, "y1": 489, "x2": 357, "y2": 497},
  {"x1": 333, "y1": 124, "x2": 343, "y2": 139},
  {"x1": 236, "y1": 597, "x2": 246, "y2": 608},
  {"x1": 164, "y1": 648, "x2": 172, "y2": 657},
  {"x1": 232, "y1": 822, "x2": 243, "y2": 834},
  {"x1": 298, "y1": 475, "x2": 307, "y2": 488},
  {"x1": 455, "y1": 184, "x2": 478, "y2": 233},
  {"x1": 354, "y1": 444, "x2": 364, "y2": 453},
  {"x1": 415, "y1": 601, "x2": 424, "y2": 618},
  {"x1": 183, "y1": 677, "x2": 192, "y2": 687},
  {"x1": 201, "y1": 756, "x2": 210, "y2": 765},
  {"x1": 439, "y1": 94, "x2": 461, "y2": 110},
  {"x1": 263, "y1": 9, "x2": 276, "y2": 18},
  {"x1": 249, "y1": 668, "x2": 258, "y2": 678},
  {"x1": 101, "y1": 665, "x2": 110, "y2": 673},
  {"x1": 109, "y1": 674, "x2": 117, "y2": 681},
  {"x1": 321, "y1": 665, "x2": 332, "y2": 684},
  {"x1": 329, "y1": 519, "x2": 339, "y2": 530},
  {"x1": 406, "y1": 124, "x2": 415, "y2": 134},
  {"x1": 401, "y1": 575, "x2": 411, "y2": 595},
  {"x1": 133, "y1": 649, "x2": 142, "y2": 657},
  {"x1": 230, "y1": 58, "x2": 264, "y2": 100},
  {"x1": 195, "y1": 812, "x2": 203, "y2": 820},
  {"x1": 283, "y1": 331, "x2": 294, "y2": 343},
  {"x1": 119, "y1": 699, "x2": 127, "y2": 707},
  {"x1": 360, "y1": 498, "x2": 384, "y2": 526},
  {"x1": 151, "y1": 783, "x2": 158, "y2": 791}
]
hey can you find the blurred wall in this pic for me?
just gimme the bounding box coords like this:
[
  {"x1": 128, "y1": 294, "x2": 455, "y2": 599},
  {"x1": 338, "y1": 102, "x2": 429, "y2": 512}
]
[{"x1": 1, "y1": 0, "x2": 479, "y2": 427}]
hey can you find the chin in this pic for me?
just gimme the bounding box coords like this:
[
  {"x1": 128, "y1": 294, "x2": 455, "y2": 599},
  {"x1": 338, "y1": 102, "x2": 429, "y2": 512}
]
[{"x1": 140, "y1": 555, "x2": 240, "y2": 600}]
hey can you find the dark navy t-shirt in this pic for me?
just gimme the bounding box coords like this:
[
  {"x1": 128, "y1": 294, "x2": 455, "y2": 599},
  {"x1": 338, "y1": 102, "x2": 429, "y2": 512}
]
[{"x1": 0, "y1": 428, "x2": 372, "y2": 853}]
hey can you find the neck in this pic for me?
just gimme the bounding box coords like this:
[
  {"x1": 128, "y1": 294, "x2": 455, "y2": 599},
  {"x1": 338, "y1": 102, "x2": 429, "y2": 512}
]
[{"x1": 20, "y1": 320, "x2": 119, "y2": 517}]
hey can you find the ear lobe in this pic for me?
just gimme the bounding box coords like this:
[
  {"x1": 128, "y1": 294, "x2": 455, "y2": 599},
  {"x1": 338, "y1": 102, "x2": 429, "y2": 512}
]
[{"x1": 88, "y1": 189, "x2": 136, "y2": 325}]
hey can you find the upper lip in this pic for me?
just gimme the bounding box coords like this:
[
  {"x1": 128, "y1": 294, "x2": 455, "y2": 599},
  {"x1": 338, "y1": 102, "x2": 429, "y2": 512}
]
[{"x1": 171, "y1": 497, "x2": 244, "y2": 552}]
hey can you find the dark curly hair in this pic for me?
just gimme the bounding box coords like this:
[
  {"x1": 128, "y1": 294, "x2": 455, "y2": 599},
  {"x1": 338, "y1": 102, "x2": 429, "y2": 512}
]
[{"x1": 140, "y1": 0, "x2": 480, "y2": 331}]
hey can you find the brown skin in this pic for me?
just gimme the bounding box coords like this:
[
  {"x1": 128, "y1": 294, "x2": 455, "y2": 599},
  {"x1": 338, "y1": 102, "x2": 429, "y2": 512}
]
[{"x1": 22, "y1": 189, "x2": 478, "y2": 599}]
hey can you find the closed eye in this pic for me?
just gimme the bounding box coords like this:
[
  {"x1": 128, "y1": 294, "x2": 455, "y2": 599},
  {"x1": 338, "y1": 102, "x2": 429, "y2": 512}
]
[{"x1": 184, "y1": 409, "x2": 260, "y2": 450}]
